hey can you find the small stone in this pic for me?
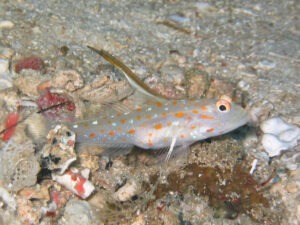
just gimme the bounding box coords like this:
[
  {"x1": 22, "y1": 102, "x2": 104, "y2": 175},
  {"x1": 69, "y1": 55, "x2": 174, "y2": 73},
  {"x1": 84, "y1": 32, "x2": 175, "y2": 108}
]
[
  {"x1": 15, "y1": 56, "x2": 45, "y2": 74},
  {"x1": 59, "y1": 199, "x2": 100, "y2": 225},
  {"x1": 51, "y1": 70, "x2": 84, "y2": 92},
  {"x1": 260, "y1": 117, "x2": 293, "y2": 135},
  {"x1": 17, "y1": 198, "x2": 41, "y2": 225},
  {"x1": 0, "y1": 141, "x2": 40, "y2": 191},
  {"x1": 261, "y1": 117, "x2": 300, "y2": 157},
  {"x1": 195, "y1": 2, "x2": 211, "y2": 11},
  {"x1": 169, "y1": 14, "x2": 190, "y2": 23},
  {"x1": 0, "y1": 46, "x2": 15, "y2": 59},
  {"x1": 160, "y1": 64, "x2": 185, "y2": 85},
  {"x1": 286, "y1": 183, "x2": 298, "y2": 193},
  {"x1": 131, "y1": 214, "x2": 146, "y2": 225},
  {"x1": 13, "y1": 72, "x2": 45, "y2": 96},
  {"x1": 0, "y1": 59, "x2": 12, "y2": 91},
  {"x1": 0, "y1": 21, "x2": 14, "y2": 29},
  {"x1": 18, "y1": 185, "x2": 50, "y2": 201},
  {"x1": 0, "y1": 59, "x2": 9, "y2": 74},
  {"x1": 113, "y1": 179, "x2": 139, "y2": 202},
  {"x1": 255, "y1": 59, "x2": 276, "y2": 70},
  {"x1": 237, "y1": 80, "x2": 250, "y2": 91}
]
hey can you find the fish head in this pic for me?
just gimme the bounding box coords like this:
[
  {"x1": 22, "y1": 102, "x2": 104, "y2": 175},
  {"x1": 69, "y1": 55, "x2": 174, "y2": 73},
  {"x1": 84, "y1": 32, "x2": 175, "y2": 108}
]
[{"x1": 202, "y1": 96, "x2": 249, "y2": 136}]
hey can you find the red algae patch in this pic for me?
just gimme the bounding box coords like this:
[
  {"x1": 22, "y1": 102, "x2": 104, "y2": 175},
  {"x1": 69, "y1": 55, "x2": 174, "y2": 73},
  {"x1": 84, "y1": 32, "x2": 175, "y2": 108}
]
[
  {"x1": 15, "y1": 56, "x2": 45, "y2": 74},
  {"x1": 1, "y1": 112, "x2": 19, "y2": 141},
  {"x1": 36, "y1": 90, "x2": 76, "y2": 122}
]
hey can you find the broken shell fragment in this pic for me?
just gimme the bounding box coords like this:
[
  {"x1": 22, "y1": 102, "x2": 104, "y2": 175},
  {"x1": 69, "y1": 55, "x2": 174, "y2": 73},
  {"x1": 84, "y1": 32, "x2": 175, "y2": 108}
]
[{"x1": 52, "y1": 168, "x2": 95, "y2": 199}]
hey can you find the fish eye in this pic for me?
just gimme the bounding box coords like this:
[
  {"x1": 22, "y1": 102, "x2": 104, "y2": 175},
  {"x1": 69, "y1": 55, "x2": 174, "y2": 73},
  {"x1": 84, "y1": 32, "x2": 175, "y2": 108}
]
[{"x1": 216, "y1": 95, "x2": 232, "y2": 113}]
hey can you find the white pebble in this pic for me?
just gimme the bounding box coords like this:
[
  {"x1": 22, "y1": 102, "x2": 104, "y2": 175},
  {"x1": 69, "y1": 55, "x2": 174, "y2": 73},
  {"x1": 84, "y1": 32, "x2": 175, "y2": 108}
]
[
  {"x1": 262, "y1": 134, "x2": 289, "y2": 157},
  {"x1": 237, "y1": 80, "x2": 250, "y2": 91},
  {"x1": 260, "y1": 117, "x2": 293, "y2": 135},
  {"x1": 256, "y1": 59, "x2": 276, "y2": 70},
  {"x1": 261, "y1": 117, "x2": 300, "y2": 157},
  {"x1": 169, "y1": 15, "x2": 190, "y2": 23},
  {"x1": 279, "y1": 128, "x2": 300, "y2": 143},
  {"x1": 0, "y1": 21, "x2": 14, "y2": 29},
  {"x1": 195, "y1": 2, "x2": 211, "y2": 11}
]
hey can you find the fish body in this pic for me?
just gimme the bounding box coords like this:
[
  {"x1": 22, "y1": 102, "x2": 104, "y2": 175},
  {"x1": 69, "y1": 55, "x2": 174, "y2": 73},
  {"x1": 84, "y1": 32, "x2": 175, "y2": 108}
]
[
  {"x1": 72, "y1": 97, "x2": 249, "y2": 150},
  {"x1": 72, "y1": 47, "x2": 249, "y2": 152}
]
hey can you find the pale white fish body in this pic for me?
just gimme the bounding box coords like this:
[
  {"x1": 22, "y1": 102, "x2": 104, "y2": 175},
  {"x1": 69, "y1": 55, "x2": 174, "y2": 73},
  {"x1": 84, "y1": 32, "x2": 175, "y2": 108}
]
[{"x1": 72, "y1": 97, "x2": 249, "y2": 150}]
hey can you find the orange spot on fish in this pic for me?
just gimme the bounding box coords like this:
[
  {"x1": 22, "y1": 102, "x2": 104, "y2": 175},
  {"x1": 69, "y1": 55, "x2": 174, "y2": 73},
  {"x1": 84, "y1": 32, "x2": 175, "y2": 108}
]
[
  {"x1": 148, "y1": 133, "x2": 152, "y2": 137},
  {"x1": 117, "y1": 127, "x2": 122, "y2": 131},
  {"x1": 89, "y1": 133, "x2": 96, "y2": 138},
  {"x1": 175, "y1": 112, "x2": 185, "y2": 118},
  {"x1": 108, "y1": 131, "x2": 115, "y2": 136},
  {"x1": 116, "y1": 113, "x2": 122, "y2": 117},
  {"x1": 154, "y1": 124, "x2": 163, "y2": 130},
  {"x1": 128, "y1": 129, "x2": 135, "y2": 134},
  {"x1": 167, "y1": 122, "x2": 172, "y2": 126},
  {"x1": 162, "y1": 112, "x2": 167, "y2": 117},
  {"x1": 136, "y1": 115, "x2": 141, "y2": 120},
  {"x1": 156, "y1": 102, "x2": 163, "y2": 107},
  {"x1": 148, "y1": 138, "x2": 153, "y2": 146},
  {"x1": 180, "y1": 134, "x2": 185, "y2": 138},
  {"x1": 99, "y1": 129, "x2": 105, "y2": 133},
  {"x1": 190, "y1": 125, "x2": 196, "y2": 129},
  {"x1": 172, "y1": 101, "x2": 177, "y2": 105},
  {"x1": 200, "y1": 106, "x2": 208, "y2": 111},
  {"x1": 83, "y1": 123, "x2": 89, "y2": 127},
  {"x1": 146, "y1": 115, "x2": 151, "y2": 119},
  {"x1": 200, "y1": 115, "x2": 215, "y2": 120},
  {"x1": 136, "y1": 107, "x2": 142, "y2": 112},
  {"x1": 187, "y1": 116, "x2": 192, "y2": 121},
  {"x1": 120, "y1": 119, "x2": 127, "y2": 123},
  {"x1": 192, "y1": 110, "x2": 199, "y2": 114},
  {"x1": 206, "y1": 128, "x2": 215, "y2": 132}
]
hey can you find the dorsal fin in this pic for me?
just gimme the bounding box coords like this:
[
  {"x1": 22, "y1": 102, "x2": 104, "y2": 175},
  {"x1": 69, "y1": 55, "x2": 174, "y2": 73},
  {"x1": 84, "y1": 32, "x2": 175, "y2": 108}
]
[{"x1": 87, "y1": 46, "x2": 168, "y2": 104}]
